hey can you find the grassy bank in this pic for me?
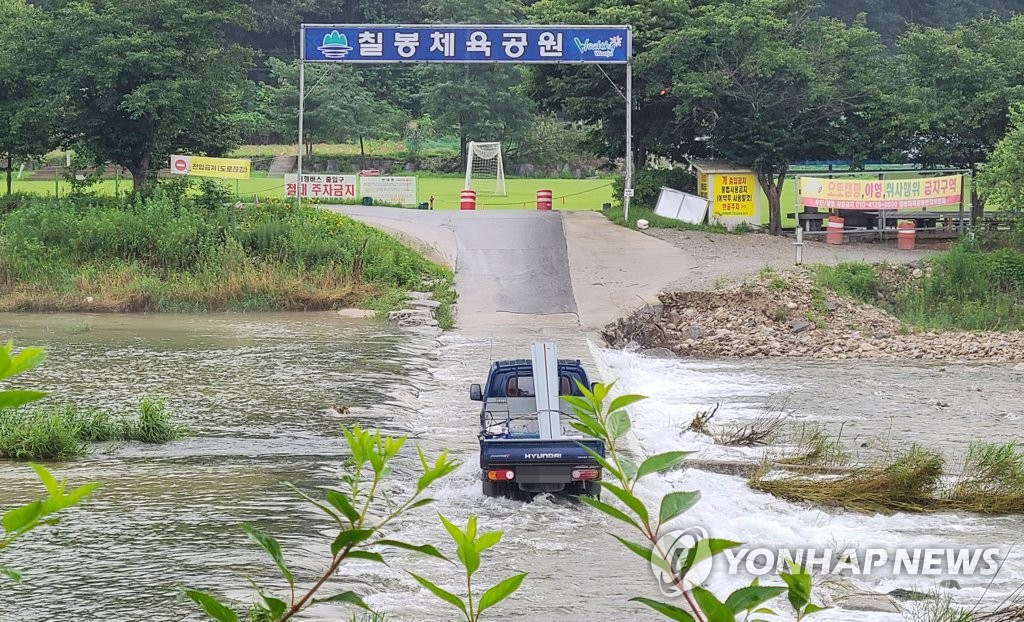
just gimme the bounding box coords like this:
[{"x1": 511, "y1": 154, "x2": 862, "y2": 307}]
[
  {"x1": 813, "y1": 242, "x2": 1024, "y2": 331},
  {"x1": 0, "y1": 182, "x2": 452, "y2": 314},
  {"x1": 0, "y1": 398, "x2": 187, "y2": 460},
  {"x1": 7, "y1": 174, "x2": 614, "y2": 211}
]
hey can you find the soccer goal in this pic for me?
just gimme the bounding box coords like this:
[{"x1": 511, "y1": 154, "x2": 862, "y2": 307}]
[{"x1": 464, "y1": 141, "x2": 507, "y2": 196}]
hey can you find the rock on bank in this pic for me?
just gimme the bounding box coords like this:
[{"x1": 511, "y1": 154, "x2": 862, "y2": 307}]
[{"x1": 602, "y1": 270, "x2": 1024, "y2": 362}]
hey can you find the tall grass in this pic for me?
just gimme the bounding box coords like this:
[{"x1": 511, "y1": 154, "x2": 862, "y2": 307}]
[
  {"x1": 751, "y1": 441, "x2": 1024, "y2": 514},
  {"x1": 0, "y1": 399, "x2": 188, "y2": 460},
  {"x1": 0, "y1": 182, "x2": 452, "y2": 314},
  {"x1": 813, "y1": 242, "x2": 1024, "y2": 331},
  {"x1": 812, "y1": 262, "x2": 879, "y2": 304}
]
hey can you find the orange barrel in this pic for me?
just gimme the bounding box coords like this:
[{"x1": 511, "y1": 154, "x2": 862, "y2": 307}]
[
  {"x1": 826, "y1": 215, "x2": 845, "y2": 245},
  {"x1": 897, "y1": 220, "x2": 916, "y2": 250},
  {"x1": 460, "y1": 189, "x2": 476, "y2": 211},
  {"x1": 536, "y1": 189, "x2": 553, "y2": 211}
]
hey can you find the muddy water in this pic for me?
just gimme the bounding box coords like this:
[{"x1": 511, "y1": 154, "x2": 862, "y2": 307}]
[
  {"x1": 0, "y1": 313, "x2": 439, "y2": 622},
  {"x1": 1, "y1": 314, "x2": 1023, "y2": 621}
]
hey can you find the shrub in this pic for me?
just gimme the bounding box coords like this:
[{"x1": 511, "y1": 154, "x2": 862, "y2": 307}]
[{"x1": 612, "y1": 167, "x2": 698, "y2": 210}]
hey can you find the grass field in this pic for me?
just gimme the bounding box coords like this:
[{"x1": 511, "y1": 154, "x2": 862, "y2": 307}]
[{"x1": 8, "y1": 175, "x2": 616, "y2": 211}]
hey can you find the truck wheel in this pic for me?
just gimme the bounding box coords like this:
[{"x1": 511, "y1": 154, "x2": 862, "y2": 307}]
[
  {"x1": 584, "y1": 482, "x2": 601, "y2": 499},
  {"x1": 482, "y1": 480, "x2": 501, "y2": 498}
]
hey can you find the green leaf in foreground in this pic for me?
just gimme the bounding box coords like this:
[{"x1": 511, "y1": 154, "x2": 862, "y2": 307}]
[
  {"x1": 241, "y1": 524, "x2": 294, "y2": 587},
  {"x1": 2, "y1": 501, "x2": 42, "y2": 534},
  {"x1": 311, "y1": 591, "x2": 371, "y2": 610},
  {"x1": 724, "y1": 585, "x2": 787, "y2": 613},
  {"x1": 599, "y1": 481, "x2": 650, "y2": 525},
  {"x1": 0, "y1": 389, "x2": 48, "y2": 409},
  {"x1": 477, "y1": 572, "x2": 527, "y2": 613},
  {"x1": 659, "y1": 491, "x2": 701, "y2": 526},
  {"x1": 182, "y1": 588, "x2": 239, "y2": 622},
  {"x1": 407, "y1": 571, "x2": 468, "y2": 618},
  {"x1": 636, "y1": 451, "x2": 692, "y2": 481},
  {"x1": 330, "y1": 528, "x2": 373, "y2": 556},
  {"x1": 376, "y1": 539, "x2": 449, "y2": 561},
  {"x1": 578, "y1": 495, "x2": 640, "y2": 530},
  {"x1": 629, "y1": 597, "x2": 696, "y2": 621}
]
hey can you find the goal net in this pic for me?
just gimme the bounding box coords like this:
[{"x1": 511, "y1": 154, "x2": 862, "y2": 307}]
[{"x1": 464, "y1": 141, "x2": 507, "y2": 196}]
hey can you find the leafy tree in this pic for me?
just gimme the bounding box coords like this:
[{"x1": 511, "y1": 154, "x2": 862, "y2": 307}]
[
  {"x1": 815, "y1": 0, "x2": 1019, "y2": 46},
  {"x1": 0, "y1": 0, "x2": 58, "y2": 195},
  {"x1": 506, "y1": 115, "x2": 589, "y2": 168},
  {"x1": 661, "y1": 0, "x2": 887, "y2": 235},
  {"x1": 895, "y1": 16, "x2": 1024, "y2": 219},
  {"x1": 41, "y1": 0, "x2": 254, "y2": 192},
  {"x1": 419, "y1": 66, "x2": 535, "y2": 167},
  {"x1": 419, "y1": 0, "x2": 535, "y2": 167},
  {"x1": 403, "y1": 114, "x2": 437, "y2": 160},
  {"x1": 978, "y1": 102, "x2": 1024, "y2": 210},
  {"x1": 527, "y1": 0, "x2": 699, "y2": 170},
  {"x1": 235, "y1": 0, "x2": 427, "y2": 62},
  {"x1": 264, "y1": 58, "x2": 407, "y2": 166}
]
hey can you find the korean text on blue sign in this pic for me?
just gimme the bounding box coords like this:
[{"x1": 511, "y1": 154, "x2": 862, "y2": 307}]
[{"x1": 301, "y1": 25, "x2": 631, "y2": 64}]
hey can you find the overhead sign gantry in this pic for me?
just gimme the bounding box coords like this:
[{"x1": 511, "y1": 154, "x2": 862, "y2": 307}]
[{"x1": 298, "y1": 24, "x2": 634, "y2": 214}]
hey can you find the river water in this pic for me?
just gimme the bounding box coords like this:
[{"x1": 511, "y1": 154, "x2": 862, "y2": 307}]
[{"x1": 1, "y1": 314, "x2": 1022, "y2": 621}]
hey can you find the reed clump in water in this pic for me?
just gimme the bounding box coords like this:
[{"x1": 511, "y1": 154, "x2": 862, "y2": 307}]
[
  {"x1": 687, "y1": 402, "x2": 789, "y2": 447},
  {"x1": 750, "y1": 441, "x2": 1024, "y2": 515},
  {"x1": 0, "y1": 398, "x2": 187, "y2": 460}
]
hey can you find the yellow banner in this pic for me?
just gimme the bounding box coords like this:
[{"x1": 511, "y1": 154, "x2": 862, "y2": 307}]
[
  {"x1": 799, "y1": 175, "x2": 961, "y2": 210},
  {"x1": 712, "y1": 173, "x2": 756, "y2": 218},
  {"x1": 170, "y1": 155, "x2": 251, "y2": 179}
]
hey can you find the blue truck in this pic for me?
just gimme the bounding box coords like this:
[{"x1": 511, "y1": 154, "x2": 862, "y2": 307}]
[{"x1": 470, "y1": 343, "x2": 604, "y2": 500}]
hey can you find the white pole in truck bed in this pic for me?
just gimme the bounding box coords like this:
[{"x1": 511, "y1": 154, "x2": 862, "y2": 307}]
[{"x1": 531, "y1": 342, "x2": 560, "y2": 440}]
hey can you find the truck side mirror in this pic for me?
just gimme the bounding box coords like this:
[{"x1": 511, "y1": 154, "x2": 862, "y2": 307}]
[{"x1": 469, "y1": 384, "x2": 483, "y2": 401}]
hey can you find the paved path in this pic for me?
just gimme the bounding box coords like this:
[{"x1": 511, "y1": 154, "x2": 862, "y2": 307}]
[{"x1": 333, "y1": 206, "x2": 691, "y2": 330}]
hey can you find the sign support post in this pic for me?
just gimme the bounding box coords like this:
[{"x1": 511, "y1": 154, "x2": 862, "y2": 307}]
[
  {"x1": 297, "y1": 39, "x2": 305, "y2": 209},
  {"x1": 624, "y1": 60, "x2": 633, "y2": 222}
]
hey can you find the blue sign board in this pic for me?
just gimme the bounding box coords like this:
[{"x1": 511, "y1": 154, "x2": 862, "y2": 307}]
[{"x1": 301, "y1": 25, "x2": 631, "y2": 64}]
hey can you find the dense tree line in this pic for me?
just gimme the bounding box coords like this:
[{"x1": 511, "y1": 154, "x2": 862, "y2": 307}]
[
  {"x1": 3, "y1": 0, "x2": 1024, "y2": 231},
  {"x1": 815, "y1": 0, "x2": 1019, "y2": 45}
]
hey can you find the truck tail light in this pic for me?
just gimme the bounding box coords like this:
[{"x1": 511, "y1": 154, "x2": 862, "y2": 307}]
[
  {"x1": 571, "y1": 468, "x2": 601, "y2": 481},
  {"x1": 487, "y1": 469, "x2": 515, "y2": 481}
]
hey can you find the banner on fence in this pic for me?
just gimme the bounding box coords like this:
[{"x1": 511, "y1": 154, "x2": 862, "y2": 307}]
[
  {"x1": 284, "y1": 174, "x2": 357, "y2": 199},
  {"x1": 799, "y1": 175, "x2": 962, "y2": 210},
  {"x1": 359, "y1": 176, "x2": 417, "y2": 205},
  {"x1": 712, "y1": 173, "x2": 757, "y2": 218},
  {"x1": 170, "y1": 155, "x2": 251, "y2": 179}
]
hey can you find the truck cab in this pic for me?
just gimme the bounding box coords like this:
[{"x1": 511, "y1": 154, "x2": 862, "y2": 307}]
[{"x1": 469, "y1": 345, "x2": 604, "y2": 500}]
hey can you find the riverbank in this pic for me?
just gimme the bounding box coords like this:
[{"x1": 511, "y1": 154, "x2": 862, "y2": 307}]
[
  {"x1": 0, "y1": 190, "x2": 453, "y2": 318},
  {"x1": 602, "y1": 267, "x2": 1024, "y2": 361}
]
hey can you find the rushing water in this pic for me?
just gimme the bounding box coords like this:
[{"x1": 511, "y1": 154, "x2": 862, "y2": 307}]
[{"x1": 1, "y1": 314, "x2": 1022, "y2": 621}]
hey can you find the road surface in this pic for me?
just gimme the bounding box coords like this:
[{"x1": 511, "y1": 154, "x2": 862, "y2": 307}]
[{"x1": 333, "y1": 206, "x2": 692, "y2": 330}]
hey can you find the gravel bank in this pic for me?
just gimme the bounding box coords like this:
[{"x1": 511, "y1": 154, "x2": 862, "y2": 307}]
[{"x1": 602, "y1": 268, "x2": 1024, "y2": 362}]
